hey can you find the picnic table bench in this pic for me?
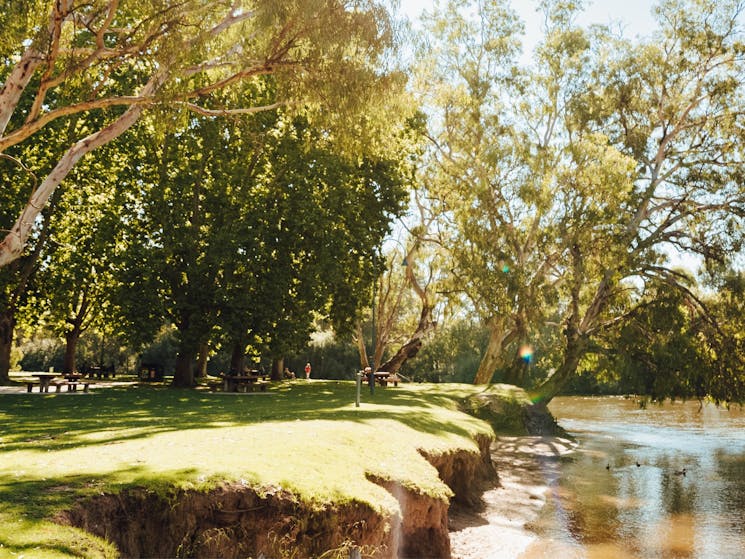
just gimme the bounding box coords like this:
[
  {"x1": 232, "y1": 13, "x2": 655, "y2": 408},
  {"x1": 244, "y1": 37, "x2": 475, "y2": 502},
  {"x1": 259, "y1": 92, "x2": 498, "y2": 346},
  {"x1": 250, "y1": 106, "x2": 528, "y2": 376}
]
[
  {"x1": 222, "y1": 374, "x2": 269, "y2": 393},
  {"x1": 25, "y1": 373, "x2": 92, "y2": 393},
  {"x1": 362, "y1": 371, "x2": 399, "y2": 387},
  {"x1": 51, "y1": 379, "x2": 91, "y2": 392}
]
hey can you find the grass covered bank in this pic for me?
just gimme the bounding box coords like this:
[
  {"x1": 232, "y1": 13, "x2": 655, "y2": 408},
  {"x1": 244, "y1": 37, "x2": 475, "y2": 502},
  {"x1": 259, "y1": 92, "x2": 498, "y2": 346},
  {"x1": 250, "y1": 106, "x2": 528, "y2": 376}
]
[{"x1": 0, "y1": 380, "x2": 498, "y2": 558}]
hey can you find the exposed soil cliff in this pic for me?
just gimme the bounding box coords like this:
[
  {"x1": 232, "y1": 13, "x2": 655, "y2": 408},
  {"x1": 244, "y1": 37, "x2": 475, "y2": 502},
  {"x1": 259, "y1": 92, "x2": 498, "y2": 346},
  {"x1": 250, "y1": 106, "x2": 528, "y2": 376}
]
[
  {"x1": 58, "y1": 435, "x2": 497, "y2": 558},
  {"x1": 60, "y1": 485, "x2": 391, "y2": 558}
]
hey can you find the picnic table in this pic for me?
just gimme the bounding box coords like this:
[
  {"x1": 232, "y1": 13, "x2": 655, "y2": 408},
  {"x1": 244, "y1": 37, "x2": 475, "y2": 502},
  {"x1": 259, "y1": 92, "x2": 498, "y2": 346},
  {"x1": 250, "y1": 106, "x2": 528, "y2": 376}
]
[
  {"x1": 28, "y1": 373, "x2": 58, "y2": 393},
  {"x1": 26, "y1": 373, "x2": 91, "y2": 393},
  {"x1": 363, "y1": 371, "x2": 399, "y2": 387},
  {"x1": 222, "y1": 372, "x2": 269, "y2": 393},
  {"x1": 61, "y1": 373, "x2": 89, "y2": 391}
]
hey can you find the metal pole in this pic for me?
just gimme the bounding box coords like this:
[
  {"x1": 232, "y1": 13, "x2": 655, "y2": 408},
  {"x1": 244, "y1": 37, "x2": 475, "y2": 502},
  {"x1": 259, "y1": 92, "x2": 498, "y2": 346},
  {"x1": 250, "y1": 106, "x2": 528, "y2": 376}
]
[
  {"x1": 355, "y1": 370, "x2": 361, "y2": 407},
  {"x1": 369, "y1": 273, "x2": 375, "y2": 395}
]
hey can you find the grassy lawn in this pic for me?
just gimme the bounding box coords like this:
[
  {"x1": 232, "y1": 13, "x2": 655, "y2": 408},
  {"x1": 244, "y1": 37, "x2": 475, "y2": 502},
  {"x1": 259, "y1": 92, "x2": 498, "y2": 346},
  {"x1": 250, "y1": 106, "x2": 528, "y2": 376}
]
[{"x1": 0, "y1": 380, "x2": 496, "y2": 558}]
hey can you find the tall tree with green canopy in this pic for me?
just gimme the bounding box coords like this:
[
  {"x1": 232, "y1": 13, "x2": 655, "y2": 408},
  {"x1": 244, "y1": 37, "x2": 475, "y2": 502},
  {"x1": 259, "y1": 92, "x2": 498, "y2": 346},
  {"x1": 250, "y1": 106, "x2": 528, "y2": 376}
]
[
  {"x1": 116, "y1": 99, "x2": 409, "y2": 387},
  {"x1": 702, "y1": 271, "x2": 745, "y2": 402},
  {"x1": 28, "y1": 139, "x2": 130, "y2": 374},
  {"x1": 416, "y1": 0, "x2": 571, "y2": 386},
  {"x1": 532, "y1": 0, "x2": 745, "y2": 401},
  {"x1": 419, "y1": 0, "x2": 745, "y2": 404},
  {"x1": 214, "y1": 111, "x2": 411, "y2": 381},
  {"x1": 0, "y1": 0, "x2": 405, "y2": 267},
  {"x1": 115, "y1": 112, "x2": 243, "y2": 387},
  {"x1": 253, "y1": 125, "x2": 411, "y2": 380},
  {"x1": 0, "y1": 66, "x2": 98, "y2": 382},
  {"x1": 598, "y1": 282, "x2": 712, "y2": 401}
]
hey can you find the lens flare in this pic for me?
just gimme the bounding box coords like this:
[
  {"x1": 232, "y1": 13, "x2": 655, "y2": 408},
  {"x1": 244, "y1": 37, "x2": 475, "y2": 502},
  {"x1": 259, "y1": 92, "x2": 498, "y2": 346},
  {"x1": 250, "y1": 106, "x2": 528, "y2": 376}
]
[{"x1": 519, "y1": 344, "x2": 534, "y2": 363}]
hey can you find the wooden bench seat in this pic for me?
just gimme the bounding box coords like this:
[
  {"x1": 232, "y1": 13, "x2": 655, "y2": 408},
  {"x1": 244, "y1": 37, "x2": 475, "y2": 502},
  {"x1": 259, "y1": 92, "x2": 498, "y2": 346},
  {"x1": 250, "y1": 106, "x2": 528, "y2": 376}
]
[
  {"x1": 237, "y1": 379, "x2": 268, "y2": 393},
  {"x1": 222, "y1": 375, "x2": 270, "y2": 393},
  {"x1": 51, "y1": 380, "x2": 91, "y2": 393}
]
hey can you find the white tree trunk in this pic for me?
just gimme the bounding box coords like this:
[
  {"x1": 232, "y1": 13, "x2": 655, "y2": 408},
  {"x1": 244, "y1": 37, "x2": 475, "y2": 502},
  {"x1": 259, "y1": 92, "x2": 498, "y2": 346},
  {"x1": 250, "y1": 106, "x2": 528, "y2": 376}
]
[
  {"x1": 473, "y1": 317, "x2": 508, "y2": 384},
  {"x1": 0, "y1": 72, "x2": 165, "y2": 267},
  {"x1": 0, "y1": 49, "x2": 43, "y2": 136}
]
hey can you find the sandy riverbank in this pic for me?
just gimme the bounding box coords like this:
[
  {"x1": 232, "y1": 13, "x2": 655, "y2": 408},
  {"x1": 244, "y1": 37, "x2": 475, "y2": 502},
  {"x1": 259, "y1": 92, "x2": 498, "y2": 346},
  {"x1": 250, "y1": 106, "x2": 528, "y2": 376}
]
[{"x1": 449, "y1": 435, "x2": 576, "y2": 559}]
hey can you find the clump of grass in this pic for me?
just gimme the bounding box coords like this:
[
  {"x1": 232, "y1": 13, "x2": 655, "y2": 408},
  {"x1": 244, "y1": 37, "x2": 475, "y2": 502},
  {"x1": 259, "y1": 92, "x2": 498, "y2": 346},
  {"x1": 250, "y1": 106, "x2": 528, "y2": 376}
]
[
  {"x1": 0, "y1": 380, "x2": 495, "y2": 558},
  {"x1": 460, "y1": 383, "x2": 534, "y2": 435}
]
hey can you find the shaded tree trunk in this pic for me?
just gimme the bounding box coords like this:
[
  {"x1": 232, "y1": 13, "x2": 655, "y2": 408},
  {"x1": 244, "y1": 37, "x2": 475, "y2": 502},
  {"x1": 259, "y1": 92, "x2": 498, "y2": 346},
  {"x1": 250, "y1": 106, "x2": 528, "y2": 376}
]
[
  {"x1": 196, "y1": 343, "x2": 209, "y2": 378},
  {"x1": 229, "y1": 338, "x2": 246, "y2": 375},
  {"x1": 531, "y1": 245, "x2": 608, "y2": 402},
  {"x1": 0, "y1": 211, "x2": 50, "y2": 383},
  {"x1": 62, "y1": 285, "x2": 93, "y2": 374},
  {"x1": 378, "y1": 303, "x2": 435, "y2": 374},
  {"x1": 502, "y1": 355, "x2": 528, "y2": 387},
  {"x1": 532, "y1": 328, "x2": 588, "y2": 404},
  {"x1": 63, "y1": 326, "x2": 82, "y2": 374},
  {"x1": 271, "y1": 357, "x2": 283, "y2": 381},
  {"x1": 0, "y1": 311, "x2": 15, "y2": 383},
  {"x1": 172, "y1": 349, "x2": 196, "y2": 387}
]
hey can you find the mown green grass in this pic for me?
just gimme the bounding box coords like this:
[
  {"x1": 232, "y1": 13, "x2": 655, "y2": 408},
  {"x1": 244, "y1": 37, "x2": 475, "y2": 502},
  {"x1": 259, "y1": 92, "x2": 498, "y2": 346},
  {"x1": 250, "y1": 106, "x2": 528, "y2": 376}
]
[{"x1": 0, "y1": 380, "x2": 495, "y2": 558}]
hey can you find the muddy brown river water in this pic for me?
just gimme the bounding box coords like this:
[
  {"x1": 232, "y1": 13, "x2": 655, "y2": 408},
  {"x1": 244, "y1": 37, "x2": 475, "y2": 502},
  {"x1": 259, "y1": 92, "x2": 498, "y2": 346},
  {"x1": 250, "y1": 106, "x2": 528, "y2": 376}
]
[{"x1": 520, "y1": 396, "x2": 745, "y2": 559}]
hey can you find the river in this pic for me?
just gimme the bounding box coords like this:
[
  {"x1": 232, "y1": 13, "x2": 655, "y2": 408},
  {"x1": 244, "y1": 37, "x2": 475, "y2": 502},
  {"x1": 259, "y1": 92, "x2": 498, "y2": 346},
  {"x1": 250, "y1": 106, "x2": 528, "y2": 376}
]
[{"x1": 520, "y1": 396, "x2": 745, "y2": 559}]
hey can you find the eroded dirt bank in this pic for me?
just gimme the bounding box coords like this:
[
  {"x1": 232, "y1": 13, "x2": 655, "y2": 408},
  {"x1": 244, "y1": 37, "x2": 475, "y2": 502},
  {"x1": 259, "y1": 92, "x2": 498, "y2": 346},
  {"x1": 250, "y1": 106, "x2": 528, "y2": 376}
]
[
  {"x1": 59, "y1": 435, "x2": 497, "y2": 558},
  {"x1": 60, "y1": 484, "x2": 391, "y2": 558}
]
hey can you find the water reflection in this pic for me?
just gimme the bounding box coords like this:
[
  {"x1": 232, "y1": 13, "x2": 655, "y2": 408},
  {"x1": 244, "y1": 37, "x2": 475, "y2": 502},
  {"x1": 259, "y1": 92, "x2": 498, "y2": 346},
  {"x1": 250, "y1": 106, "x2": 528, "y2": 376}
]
[{"x1": 521, "y1": 397, "x2": 745, "y2": 559}]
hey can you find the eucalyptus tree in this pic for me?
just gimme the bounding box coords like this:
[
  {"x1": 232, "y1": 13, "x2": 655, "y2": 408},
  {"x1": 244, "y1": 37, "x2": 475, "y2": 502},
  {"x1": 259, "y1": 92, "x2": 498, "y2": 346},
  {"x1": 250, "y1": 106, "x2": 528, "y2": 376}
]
[
  {"x1": 0, "y1": 157, "x2": 46, "y2": 380},
  {"x1": 0, "y1": 0, "x2": 404, "y2": 268},
  {"x1": 419, "y1": 0, "x2": 745, "y2": 403},
  {"x1": 358, "y1": 188, "x2": 443, "y2": 375},
  {"x1": 532, "y1": 0, "x2": 745, "y2": 400},
  {"x1": 0, "y1": 48, "x2": 94, "y2": 381},
  {"x1": 417, "y1": 0, "x2": 570, "y2": 386}
]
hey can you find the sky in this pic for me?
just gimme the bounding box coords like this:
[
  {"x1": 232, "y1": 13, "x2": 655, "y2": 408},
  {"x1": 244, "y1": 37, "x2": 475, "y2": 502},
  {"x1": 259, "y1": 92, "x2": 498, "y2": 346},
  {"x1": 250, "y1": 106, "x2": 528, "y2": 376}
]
[{"x1": 398, "y1": 0, "x2": 660, "y2": 61}]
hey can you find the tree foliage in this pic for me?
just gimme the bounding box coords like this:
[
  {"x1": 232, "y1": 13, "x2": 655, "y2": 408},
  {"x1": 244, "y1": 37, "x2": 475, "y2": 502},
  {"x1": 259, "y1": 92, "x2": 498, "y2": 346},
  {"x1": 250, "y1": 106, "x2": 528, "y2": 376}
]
[
  {"x1": 111, "y1": 96, "x2": 409, "y2": 386},
  {"x1": 419, "y1": 0, "x2": 745, "y2": 402},
  {"x1": 0, "y1": 0, "x2": 405, "y2": 267}
]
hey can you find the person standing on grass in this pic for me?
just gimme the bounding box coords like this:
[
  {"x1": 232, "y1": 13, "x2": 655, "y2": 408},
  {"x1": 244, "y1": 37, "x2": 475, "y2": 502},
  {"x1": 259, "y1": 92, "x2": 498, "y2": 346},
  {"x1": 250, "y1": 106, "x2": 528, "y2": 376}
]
[{"x1": 304, "y1": 362, "x2": 311, "y2": 379}]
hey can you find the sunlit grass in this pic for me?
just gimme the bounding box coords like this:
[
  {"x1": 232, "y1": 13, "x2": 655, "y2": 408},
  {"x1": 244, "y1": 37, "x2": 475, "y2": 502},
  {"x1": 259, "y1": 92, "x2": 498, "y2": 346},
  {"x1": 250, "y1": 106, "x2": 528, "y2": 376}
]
[{"x1": 0, "y1": 380, "x2": 494, "y2": 558}]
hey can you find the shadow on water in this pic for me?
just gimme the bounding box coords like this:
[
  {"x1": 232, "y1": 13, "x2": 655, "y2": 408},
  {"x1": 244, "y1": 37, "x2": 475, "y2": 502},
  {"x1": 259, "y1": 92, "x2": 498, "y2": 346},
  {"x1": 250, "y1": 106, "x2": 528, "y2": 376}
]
[{"x1": 521, "y1": 396, "x2": 745, "y2": 559}]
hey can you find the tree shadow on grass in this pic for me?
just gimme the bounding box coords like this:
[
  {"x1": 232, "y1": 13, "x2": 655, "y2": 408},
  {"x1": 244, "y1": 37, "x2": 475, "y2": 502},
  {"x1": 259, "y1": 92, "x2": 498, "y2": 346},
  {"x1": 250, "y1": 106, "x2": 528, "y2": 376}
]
[
  {"x1": 0, "y1": 467, "x2": 201, "y2": 521},
  {"x1": 0, "y1": 466, "x2": 205, "y2": 559},
  {"x1": 0, "y1": 383, "x2": 490, "y2": 557},
  {"x1": 0, "y1": 533, "x2": 110, "y2": 559},
  {"x1": 0, "y1": 381, "x2": 487, "y2": 453}
]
